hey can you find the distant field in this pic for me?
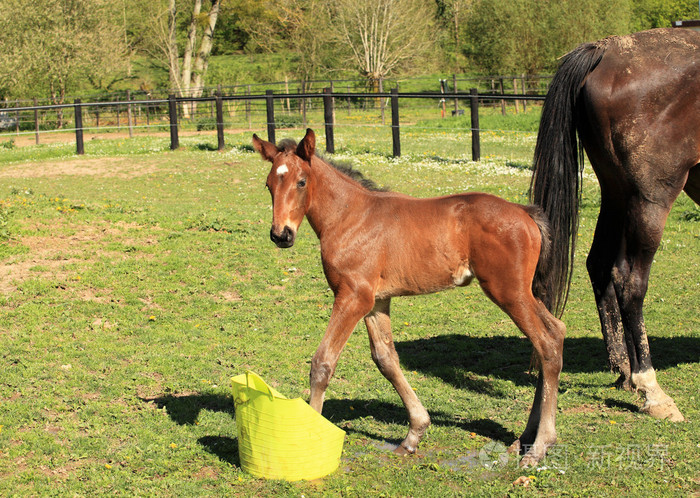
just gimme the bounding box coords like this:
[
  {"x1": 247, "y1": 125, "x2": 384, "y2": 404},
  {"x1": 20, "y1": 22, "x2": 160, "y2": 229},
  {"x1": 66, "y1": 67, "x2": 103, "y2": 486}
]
[{"x1": 0, "y1": 126, "x2": 698, "y2": 496}]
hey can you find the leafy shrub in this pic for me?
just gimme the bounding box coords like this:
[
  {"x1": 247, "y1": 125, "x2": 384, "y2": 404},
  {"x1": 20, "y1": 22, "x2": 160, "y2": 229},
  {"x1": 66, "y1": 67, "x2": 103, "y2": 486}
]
[
  {"x1": 275, "y1": 113, "x2": 303, "y2": 129},
  {"x1": 195, "y1": 117, "x2": 219, "y2": 131}
]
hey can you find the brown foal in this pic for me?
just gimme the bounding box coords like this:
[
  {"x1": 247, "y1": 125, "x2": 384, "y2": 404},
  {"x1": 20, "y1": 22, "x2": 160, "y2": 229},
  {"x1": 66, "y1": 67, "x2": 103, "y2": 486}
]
[{"x1": 253, "y1": 129, "x2": 565, "y2": 466}]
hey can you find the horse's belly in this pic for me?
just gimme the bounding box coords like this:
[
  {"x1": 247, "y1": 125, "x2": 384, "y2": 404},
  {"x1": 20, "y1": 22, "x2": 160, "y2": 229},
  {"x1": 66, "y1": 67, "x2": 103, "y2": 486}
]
[{"x1": 375, "y1": 261, "x2": 472, "y2": 299}]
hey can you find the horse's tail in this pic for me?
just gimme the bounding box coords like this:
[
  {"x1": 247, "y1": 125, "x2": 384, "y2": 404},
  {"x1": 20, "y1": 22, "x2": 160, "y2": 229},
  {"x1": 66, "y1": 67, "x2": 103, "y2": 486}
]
[{"x1": 529, "y1": 41, "x2": 605, "y2": 317}]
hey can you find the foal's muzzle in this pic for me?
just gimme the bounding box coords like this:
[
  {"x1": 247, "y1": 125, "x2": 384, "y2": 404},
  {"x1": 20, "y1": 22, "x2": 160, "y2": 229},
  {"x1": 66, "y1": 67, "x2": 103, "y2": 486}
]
[{"x1": 270, "y1": 226, "x2": 295, "y2": 248}]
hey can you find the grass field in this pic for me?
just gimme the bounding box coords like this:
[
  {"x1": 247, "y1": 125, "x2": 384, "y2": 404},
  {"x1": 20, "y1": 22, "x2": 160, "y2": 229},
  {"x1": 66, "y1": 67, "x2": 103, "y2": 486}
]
[{"x1": 0, "y1": 122, "x2": 698, "y2": 496}]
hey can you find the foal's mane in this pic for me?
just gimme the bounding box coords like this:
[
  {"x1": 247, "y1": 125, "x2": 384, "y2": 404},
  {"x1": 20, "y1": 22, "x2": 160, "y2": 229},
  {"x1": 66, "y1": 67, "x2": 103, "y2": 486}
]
[{"x1": 276, "y1": 138, "x2": 388, "y2": 192}]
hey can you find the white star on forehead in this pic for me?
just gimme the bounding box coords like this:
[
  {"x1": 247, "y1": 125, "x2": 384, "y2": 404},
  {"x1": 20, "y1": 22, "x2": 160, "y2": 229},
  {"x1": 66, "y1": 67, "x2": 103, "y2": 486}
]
[{"x1": 276, "y1": 164, "x2": 288, "y2": 176}]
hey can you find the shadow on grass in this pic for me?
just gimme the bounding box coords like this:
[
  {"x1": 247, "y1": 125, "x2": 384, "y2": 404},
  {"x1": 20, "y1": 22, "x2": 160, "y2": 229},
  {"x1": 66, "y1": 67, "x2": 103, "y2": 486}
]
[
  {"x1": 142, "y1": 390, "x2": 517, "y2": 457},
  {"x1": 145, "y1": 392, "x2": 235, "y2": 425},
  {"x1": 198, "y1": 436, "x2": 240, "y2": 466},
  {"x1": 395, "y1": 334, "x2": 700, "y2": 390},
  {"x1": 143, "y1": 392, "x2": 241, "y2": 466},
  {"x1": 322, "y1": 399, "x2": 517, "y2": 448}
]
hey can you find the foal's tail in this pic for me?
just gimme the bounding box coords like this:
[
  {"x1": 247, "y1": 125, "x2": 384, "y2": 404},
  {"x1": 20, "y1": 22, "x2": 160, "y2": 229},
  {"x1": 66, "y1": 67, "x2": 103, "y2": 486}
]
[
  {"x1": 529, "y1": 41, "x2": 606, "y2": 317},
  {"x1": 525, "y1": 205, "x2": 551, "y2": 308}
]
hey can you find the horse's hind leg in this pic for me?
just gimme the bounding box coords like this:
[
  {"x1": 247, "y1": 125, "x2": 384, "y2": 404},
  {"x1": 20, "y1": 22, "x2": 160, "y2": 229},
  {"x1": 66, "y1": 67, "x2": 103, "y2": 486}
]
[
  {"x1": 586, "y1": 200, "x2": 632, "y2": 389},
  {"x1": 365, "y1": 298, "x2": 431, "y2": 455},
  {"x1": 611, "y1": 198, "x2": 684, "y2": 421}
]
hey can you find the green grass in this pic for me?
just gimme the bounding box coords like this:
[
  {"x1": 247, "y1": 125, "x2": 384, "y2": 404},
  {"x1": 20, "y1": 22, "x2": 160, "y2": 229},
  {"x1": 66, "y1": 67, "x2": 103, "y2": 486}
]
[{"x1": 0, "y1": 126, "x2": 698, "y2": 496}]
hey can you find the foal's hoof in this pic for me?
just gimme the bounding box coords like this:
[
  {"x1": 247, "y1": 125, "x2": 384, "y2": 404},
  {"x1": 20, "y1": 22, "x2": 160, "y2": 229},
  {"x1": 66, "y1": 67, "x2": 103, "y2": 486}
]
[
  {"x1": 509, "y1": 438, "x2": 552, "y2": 467},
  {"x1": 641, "y1": 399, "x2": 685, "y2": 422},
  {"x1": 393, "y1": 443, "x2": 416, "y2": 457},
  {"x1": 519, "y1": 453, "x2": 541, "y2": 468},
  {"x1": 507, "y1": 439, "x2": 522, "y2": 455}
]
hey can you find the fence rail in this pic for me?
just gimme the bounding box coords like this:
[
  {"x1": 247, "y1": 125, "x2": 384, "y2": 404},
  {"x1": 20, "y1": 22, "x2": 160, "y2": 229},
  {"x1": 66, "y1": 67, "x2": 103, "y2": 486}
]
[{"x1": 0, "y1": 88, "x2": 547, "y2": 161}]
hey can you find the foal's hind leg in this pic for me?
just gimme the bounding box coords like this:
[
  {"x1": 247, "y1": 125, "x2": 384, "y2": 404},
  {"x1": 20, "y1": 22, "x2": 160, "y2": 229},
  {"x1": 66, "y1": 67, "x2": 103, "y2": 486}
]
[
  {"x1": 365, "y1": 298, "x2": 431, "y2": 455},
  {"x1": 482, "y1": 285, "x2": 565, "y2": 467},
  {"x1": 511, "y1": 301, "x2": 565, "y2": 467}
]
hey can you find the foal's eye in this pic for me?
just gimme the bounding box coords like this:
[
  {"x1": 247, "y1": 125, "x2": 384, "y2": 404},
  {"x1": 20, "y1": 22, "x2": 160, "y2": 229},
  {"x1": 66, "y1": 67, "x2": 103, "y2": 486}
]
[{"x1": 297, "y1": 178, "x2": 307, "y2": 189}]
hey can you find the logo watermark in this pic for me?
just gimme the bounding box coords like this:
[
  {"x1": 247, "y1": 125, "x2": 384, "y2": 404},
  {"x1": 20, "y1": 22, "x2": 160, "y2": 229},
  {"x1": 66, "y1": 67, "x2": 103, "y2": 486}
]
[{"x1": 469, "y1": 442, "x2": 669, "y2": 472}]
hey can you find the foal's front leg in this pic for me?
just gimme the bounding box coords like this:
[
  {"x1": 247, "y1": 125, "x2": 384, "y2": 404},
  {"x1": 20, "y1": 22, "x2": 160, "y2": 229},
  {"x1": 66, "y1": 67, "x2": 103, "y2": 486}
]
[
  {"x1": 365, "y1": 299, "x2": 431, "y2": 455},
  {"x1": 309, "y1": 289, "x2": 374, "y2": 412}
]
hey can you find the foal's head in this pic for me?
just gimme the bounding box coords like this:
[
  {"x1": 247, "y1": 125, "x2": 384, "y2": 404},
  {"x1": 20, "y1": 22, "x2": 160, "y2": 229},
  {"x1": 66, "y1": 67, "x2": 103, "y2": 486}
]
[{"x1": 252, "y1": 128, "x2": 317, "y2": 248}]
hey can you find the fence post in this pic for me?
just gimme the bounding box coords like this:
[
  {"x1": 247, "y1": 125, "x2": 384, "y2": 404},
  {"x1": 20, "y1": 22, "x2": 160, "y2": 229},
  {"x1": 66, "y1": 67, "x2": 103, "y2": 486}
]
[
  {"x1": 126, "y1": 90, "x2": 133, "y2": 138},
  {"x1": 469, "y1": 88, "x2": 480, "y2": 162},
  {"x1": 300, "y1": 80, "x2": 307, "y2": 128},
  {"x1": 216, "y1": 87, "x2": 225, "y2": 151},
  {"x1": 323, "y1": 87, "x2": 334, "y2": 154},
  {"x1": 168, "y1": 94, "x2": 179, "y2": 150},
  {"x1": 246, "y1": 85, "x2": 252, "y2": 130},
  {"x1": 391, "y1": 87, "x2": 400, "y2": 157},
  {"x1": 330, "y1": 80, "x2": 336, "y2": 128},
  {"x1": 453, "y1": 74, "x2": 459, "y2": 114},
  {"x1": 379, "y1": 78, "x2": 385, "y2": 125},
  {"x1": 265, "y1": 89, "x2": 276, "y2": 144},
  {"x1": 440, "y1": 79, "x2": 446, "y2": 118},
  {"x1": 74, "y1": 99, "x2": 84, "y2": 155},
  {"x1": 33, "y1": 97, "x2": 40, "y2": 145},
  {"x1": 499, "y1": 77, "x2": 506, "y2": 116}
]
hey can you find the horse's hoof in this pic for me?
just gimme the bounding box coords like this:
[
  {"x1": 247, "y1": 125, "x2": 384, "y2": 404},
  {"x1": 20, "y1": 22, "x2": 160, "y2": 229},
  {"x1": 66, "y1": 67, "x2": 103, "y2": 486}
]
[
  {"x1": 641, "y1": 399, "x2": 685, "y2": 422},
  {"x1": 615, "y1": 373, "x2": 633, "y2": 391}
]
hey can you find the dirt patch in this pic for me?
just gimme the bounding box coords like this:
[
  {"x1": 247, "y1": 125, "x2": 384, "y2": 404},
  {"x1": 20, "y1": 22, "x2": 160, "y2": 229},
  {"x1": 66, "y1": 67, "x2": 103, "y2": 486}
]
[
  {"x1": 0, "y1": 220, "x2": 148, "y2": 293},
  {"x1": 0, "y1": 156, "x2": 161, "y2": 179}
]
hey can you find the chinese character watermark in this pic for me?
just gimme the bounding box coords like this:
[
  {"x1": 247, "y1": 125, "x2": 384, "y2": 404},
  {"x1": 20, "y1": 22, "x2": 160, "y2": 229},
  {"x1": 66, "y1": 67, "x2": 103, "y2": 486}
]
[
  {"x1": 470, "y1": 442, "x2": 668, "y2": 472},
  {"x1": 584, "y1": 444, "x2": 668, "y2": 470}
]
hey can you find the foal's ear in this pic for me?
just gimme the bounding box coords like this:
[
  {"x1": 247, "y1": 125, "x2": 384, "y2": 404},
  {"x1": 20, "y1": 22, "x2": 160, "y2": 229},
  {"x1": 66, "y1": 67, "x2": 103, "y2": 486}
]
[
  {"x1": 296, "y1": 128, "x2": 316, "y2": 162},
  {"x1": 252, "y1": 134, "x2": 278, "y2": 162}
]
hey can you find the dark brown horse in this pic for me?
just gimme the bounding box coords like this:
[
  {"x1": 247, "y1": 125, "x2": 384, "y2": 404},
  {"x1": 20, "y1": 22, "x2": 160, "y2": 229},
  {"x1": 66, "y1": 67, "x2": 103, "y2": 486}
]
[
  {"x1": 253, "y1": 128, "x2": 566, "y2": 466},
  {"x1": 531, "y1": 28, "x2": 699, "y2": 422}
]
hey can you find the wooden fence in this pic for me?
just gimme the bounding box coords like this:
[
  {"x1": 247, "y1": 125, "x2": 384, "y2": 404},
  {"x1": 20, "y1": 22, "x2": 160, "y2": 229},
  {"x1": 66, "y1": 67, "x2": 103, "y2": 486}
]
[{"x1": 0, "y1": 88, "x2": 545, "y2": 161}]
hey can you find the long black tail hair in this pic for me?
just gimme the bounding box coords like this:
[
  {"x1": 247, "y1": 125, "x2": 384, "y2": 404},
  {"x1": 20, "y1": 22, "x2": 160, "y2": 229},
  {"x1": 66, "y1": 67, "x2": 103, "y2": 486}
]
[{"x1": 530, "y1": 41, "x2": 606, "y2": 317}]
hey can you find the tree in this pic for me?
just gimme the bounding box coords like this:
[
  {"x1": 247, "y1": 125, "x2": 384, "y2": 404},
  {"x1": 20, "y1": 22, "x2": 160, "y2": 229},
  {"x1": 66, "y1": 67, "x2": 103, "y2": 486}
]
[
  {"x1": 140, "y1": 0, "x2": 221, "y2": 114},
  {"x1": 239, "y1": 0, "x2": 334, "y2": 82},
  {"x1": 0, "y1": 0, "x2": 127, "y2": 106},
  {"x1": 436, "y1": 0, "x2": 473, "y2": 71},
  {"x1": 463, "y1": 0, "x2": 631, "y2": 76},
  {"x1": 630, "y1": 0, "x2": 700, "y2": 31},
  {"x1": 327, "y1": 0, "x2": 437, "y2": 89}
]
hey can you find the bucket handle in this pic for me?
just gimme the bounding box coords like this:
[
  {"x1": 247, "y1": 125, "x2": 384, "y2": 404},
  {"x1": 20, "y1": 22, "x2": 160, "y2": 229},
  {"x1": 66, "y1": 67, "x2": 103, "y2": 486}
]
[{"x1": 245, "y1": 370, "x2": 275, "y2": 400}]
